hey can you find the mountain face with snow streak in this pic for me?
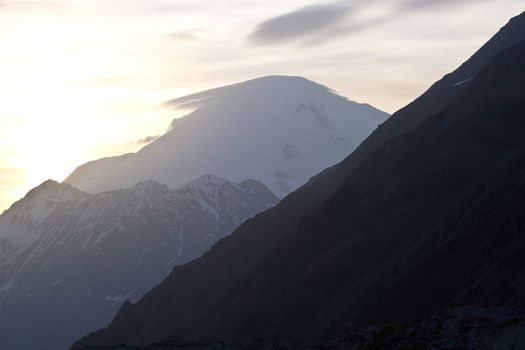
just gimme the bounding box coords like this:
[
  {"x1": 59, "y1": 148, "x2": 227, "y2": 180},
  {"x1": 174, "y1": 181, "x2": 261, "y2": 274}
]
[
  {"x1": 71, "y1": 13, "x2": 525, "y2": 350},
  {"x1": 65, "y1": 76, "x2": 389, "y2": 196},
  {"x1": 0, "y1": 175, "x2": 278, "y2": 350}
]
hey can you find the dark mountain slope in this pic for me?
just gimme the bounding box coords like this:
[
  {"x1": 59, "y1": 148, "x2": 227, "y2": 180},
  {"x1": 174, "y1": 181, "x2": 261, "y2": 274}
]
[
  {"x1": 313, "y1": 10, "x2": 525, "y2": 189},
  {"x1": 76, "y1": 307, "x2": 525, "y2": 350},
  {"x1": 264, "y1": 41, "x2": 525, "y2": 333},
  {"x1": 338, "y1": 10, "x2": 525, "y2": 172},
  {"x1": 75, "y1": 37, "x2": 525, "y2": 348},
  {"x1": 334, "y1": 307, "x2": 525, "y2": 350},
  {"x1": 173, "y1": 40, "x2": 525, "y2": 342}
]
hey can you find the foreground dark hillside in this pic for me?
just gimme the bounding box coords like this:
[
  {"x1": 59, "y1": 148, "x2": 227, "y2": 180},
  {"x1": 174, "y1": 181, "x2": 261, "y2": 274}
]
[
  {"x1": 79, "y1": 307, "x2": 525, "y2": 350},
  {"x1": 74, "y1": 13, "x2": 525, "y2": 350},
  {"x1": 310, "y1": 10, "x2": 525, "y2": 188}
]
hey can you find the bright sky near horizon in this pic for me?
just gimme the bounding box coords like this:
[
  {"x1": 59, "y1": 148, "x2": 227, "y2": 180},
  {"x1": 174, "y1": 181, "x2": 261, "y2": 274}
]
[{"x1": 0, "y1": 0, "x2": 523, "y2": 210}]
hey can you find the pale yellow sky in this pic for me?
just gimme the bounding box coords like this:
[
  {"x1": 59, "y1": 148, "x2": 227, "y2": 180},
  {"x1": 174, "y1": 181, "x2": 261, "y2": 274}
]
[{"x1": 0, "y1": 0, "x2": 523, "y2": 210}]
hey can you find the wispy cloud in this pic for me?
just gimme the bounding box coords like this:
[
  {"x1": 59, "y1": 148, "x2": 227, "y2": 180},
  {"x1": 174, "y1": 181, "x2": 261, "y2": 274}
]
[
  {"x1": 0, "y1": 1, "x2": 65, "y2": 10},
  {"x1": 168, "y1": 28, "x2": 204, "y2": 42},
  {"x1": 248, "y1": 1, "x2": 354, "y2": 45},
  {"x1": 247, "y1": 0, "x2": 490, "y2": 46},
  {"x1": 399, "y1": 0, "x2": 484, "y2": 9},
  {"x1": 169, "y1": 31, "x2": 199, "y2": 41},
  {"x1": 135, "y1": 135, "x2": 161, "y2": 145}
]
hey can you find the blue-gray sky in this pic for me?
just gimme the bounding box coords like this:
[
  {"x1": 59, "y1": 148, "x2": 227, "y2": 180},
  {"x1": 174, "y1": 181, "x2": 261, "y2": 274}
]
[{"x1": 0, "y1": 0, "x2": 523, "y2": 209}]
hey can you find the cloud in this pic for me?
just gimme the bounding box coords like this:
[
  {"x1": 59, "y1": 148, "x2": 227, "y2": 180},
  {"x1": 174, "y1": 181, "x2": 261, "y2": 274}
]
[
  {"x1": 0, "y1": 1, "x2": 63, "y2": 9},
  {"x1": 167, "y1": 28, "x2": 205, "y2": 42},
  {"x1": 137, "y1": 1, "x2": 206, "y2": 14},
  {"x1": 248, "y1": 1, "x2": 354, "y2": 45},
  {"x1": 400, "y1": 0, "x2": 483, "y2": 9},
  {"x1": 135, "y1": 135, "x2": 161, "y2": 145},
  {"x1": 248, "y1": 0, "x2": 489, "y2": 46},
  {"x1": 168, "y1": 31, "x2": 199, "y2": 41}
]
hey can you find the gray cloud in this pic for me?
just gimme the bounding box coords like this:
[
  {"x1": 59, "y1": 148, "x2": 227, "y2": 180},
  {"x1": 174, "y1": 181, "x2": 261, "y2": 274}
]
[
  {"x1": 248, "y1": 1, "x2": 354, "y2": 45},
  {"x1": 168, "y1": 31, "x2": 199, "y2": 41},
  {"x1": 248, "y1": 0, "x2": 489, "y2": 46},
  {"x1": 299, "y1": 14, "x2": 392, "y2": 47},
  {"x1": 400, "y1": 0, "x2": 484, "y2": 9}
]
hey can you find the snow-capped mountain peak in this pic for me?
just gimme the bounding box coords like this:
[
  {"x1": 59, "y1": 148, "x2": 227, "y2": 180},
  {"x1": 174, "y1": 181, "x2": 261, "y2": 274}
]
[
  {"x1": 65, "y1": 76, "x2": 389, "y2": 196},
  {"x1": 1, "y1": 180, "x2": 88, "y2": 243},
  {"x1": 167, "y1": 75, "x2": 348, "y2": 112},
  {"x1": 17, "y1": 179, "x2": 85, "y2": 205},
  {"x1": 184, "y1": 174, "x2": 230, "y2": 190}
]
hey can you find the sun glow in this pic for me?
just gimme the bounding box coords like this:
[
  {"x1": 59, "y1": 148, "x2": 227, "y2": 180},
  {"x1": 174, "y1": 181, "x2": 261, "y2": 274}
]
[
  {"x1": 18, "y1": 84, "x2": 94, "y2": 181},
  {"x1": 0, "y1": 0, "x2": 523, "y2": 211},
  {"x1": 1, "y1": 80, "x2": 100, "y2": 203},
  {"x1": 2, "y1": 75, "x2": 180, "y2": 202}
]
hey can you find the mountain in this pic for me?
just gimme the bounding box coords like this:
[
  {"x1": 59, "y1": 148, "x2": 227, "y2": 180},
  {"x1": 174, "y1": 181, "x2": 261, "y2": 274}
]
[
  {"x1": 74, "y1": 307, "x2": 525, "y2": 350},
  {"x1": 332, "y1": 307, "x2": 525, "y2": 350},
  {"x1": 65, "y1": 76, "x2": 388, "y2": 197},
  {"x1": 73, "y1": 14, "x2": 525, "y2": 349},
  {"x1": 332, "y1": 10, "x2": 525, "y2": 177},
  {"x1": 0, "y1": 175, "x2": 278, "y2": 350}
]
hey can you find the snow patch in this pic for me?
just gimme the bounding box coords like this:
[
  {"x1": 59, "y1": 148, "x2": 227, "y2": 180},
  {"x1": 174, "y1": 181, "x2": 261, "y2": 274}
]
[
  {"x1": 135, "y1": 248, "x2": 149, "y2": 269},
  {"x1": 453, "y1": 77, "x2": 473, "y2": 87},
  {"x1": 50, "y1": 278, "x2": 63, "y2": 287}
]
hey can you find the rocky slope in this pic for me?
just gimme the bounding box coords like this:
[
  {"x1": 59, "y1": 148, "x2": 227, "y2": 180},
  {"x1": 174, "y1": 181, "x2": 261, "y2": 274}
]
[
  {"x1": 74, "y1": 15, "x2": 525, "y2": 349},
  {"x1": 0, "y1": 175, "x2": 278, "y2": 350},
  {"x1": 76, "y1": 307, "x2": 525, "y2": 350}
]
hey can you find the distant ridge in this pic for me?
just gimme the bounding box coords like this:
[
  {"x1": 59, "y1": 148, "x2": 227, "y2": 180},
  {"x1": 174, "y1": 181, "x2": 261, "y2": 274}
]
[{"x1": 0, "y1": 175, "x2": 278, "y2": 350}]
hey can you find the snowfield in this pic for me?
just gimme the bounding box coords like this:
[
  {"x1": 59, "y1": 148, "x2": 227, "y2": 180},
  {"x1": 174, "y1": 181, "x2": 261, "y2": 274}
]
[{"x1": 65, "y1": 76, "x2": 389, "y2": 196}]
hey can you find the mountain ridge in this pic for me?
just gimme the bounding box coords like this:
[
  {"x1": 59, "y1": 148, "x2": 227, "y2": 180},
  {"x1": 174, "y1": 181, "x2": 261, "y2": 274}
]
[
  {"x1": 0, "y1": 175, "x2": 278, "y2": 350},
  {"x1": 311, "y1": 10, "x2": 525, "y2": 191},
  {"x1": 73, "y1": 15, "x2": 525, "y2": 349}
]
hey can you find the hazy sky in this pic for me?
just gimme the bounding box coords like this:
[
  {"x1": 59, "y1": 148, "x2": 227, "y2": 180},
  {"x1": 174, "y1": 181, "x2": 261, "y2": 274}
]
[{"x1": 0, "y1": 0, "x2": 523, "y2": 210}]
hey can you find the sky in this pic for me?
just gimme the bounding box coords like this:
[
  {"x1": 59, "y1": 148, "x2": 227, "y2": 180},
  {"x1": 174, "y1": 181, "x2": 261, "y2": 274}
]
[{"x1": 0, "y1": 0, "x2": 523, "y2": 210}]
